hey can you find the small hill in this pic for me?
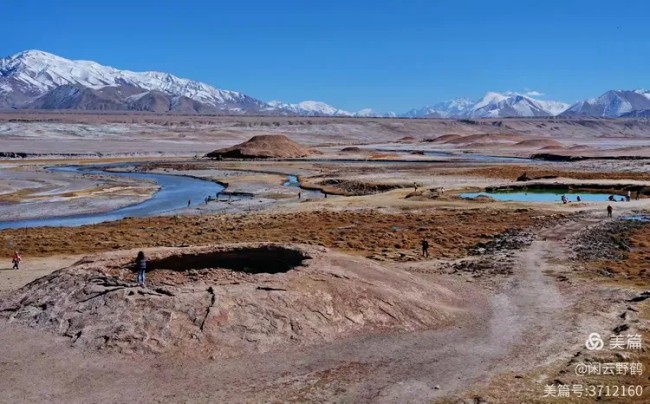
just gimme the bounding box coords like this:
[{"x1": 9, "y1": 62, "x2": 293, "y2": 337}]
[
  {"x1": 206, "y1": 135, "x2": 318, "y2": 159},
  {"x1": 340, "y1": 146, "x2": 362, "y2": 152},
  {"x1": 0, "y1": 244, "x2": 463, "y2": 357},
  {"x1": 513, "y1": 139, "x2": 564, "y2": 148}
]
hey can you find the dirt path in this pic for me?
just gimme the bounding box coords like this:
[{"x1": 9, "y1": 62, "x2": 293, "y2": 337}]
[{"x1": 0, "y1": 212, "x2": 632, "y2": 402}]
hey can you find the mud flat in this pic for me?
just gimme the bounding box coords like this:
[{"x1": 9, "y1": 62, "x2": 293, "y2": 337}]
[{"x1": 0, "y1": 165, "x2": 158, "y2": 222}]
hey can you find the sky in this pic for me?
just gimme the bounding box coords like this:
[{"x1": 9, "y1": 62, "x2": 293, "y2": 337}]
[{"x1": 2, "y1": 0, "x2": 649, "y2": 113}]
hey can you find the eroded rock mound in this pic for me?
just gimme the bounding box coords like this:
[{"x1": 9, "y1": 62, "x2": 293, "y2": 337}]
[
  {"x1": 206, "y1": 135, "x2": 318, "y2": 159},
  {"x1": 0, "y1": 243, "x2": 463, "y2": 357}
]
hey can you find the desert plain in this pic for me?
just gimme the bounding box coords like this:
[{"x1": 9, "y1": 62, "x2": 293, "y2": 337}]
[{"x1": 1, "y1": 113, "x2": 650, "y2": 403}]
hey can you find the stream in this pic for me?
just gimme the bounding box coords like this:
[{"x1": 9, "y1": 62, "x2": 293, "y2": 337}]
[{"x1": 0, "y1": 165, "x2": 224, "y2": 230}]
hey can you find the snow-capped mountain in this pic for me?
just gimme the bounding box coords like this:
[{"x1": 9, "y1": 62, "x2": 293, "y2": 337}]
[
  {"x1": 2, "y1": 50, "x2": 650, "y2": 119},
  {"x1": 561, "y1": 89, "x2": 650, "y2": 118},
  {"x1": 467, "y1": 92, "x2": 569, "y2": 118},
  {"x1": 404, "y1": 93, "x2": 569, "y2": 118},
  {"x1": 0, "y1": 50, "x2": 268, "y2": 112},
  {"x1": 353, "y1": 108, "x2": 397, "y2": 118},
  {"x1": 403, "y1": 99, "x2": 474, "y2": 118},
  {"x1": 268, "y1": 100, "x2": 352, "y2": 116}
]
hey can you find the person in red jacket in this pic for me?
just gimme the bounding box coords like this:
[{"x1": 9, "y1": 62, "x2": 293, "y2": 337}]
[{"x1": 12, "y1": 251, "x2": 21, "y2": 270}]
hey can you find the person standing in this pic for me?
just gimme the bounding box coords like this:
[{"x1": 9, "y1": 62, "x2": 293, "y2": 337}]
[
  {"x1": 11, "y1": 251, "x2": 21, "y2": 270},
  {"x1": 187, "y1": 199, "x2": 192, "y2": 207},
  {"x1": 421, "y1": 239, "x2": 429, "y2": 257},
  {"x1": 607, "y1": 205, "x2": 613, "y2": 218},
  {"x1": 627, "y1": 190, "x2": 631, "y2": 202},
  {"x1": 135, "y1": 251, "x2": 147, "y2": 287}
]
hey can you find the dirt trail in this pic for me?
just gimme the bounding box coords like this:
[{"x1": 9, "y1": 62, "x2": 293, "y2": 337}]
[{"x1": 0, "y1": 211, "x2": 631, "y2": 402}]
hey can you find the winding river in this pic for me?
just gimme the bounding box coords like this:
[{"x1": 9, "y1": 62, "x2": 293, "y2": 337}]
[{"x1": 0, "y1": 165, "x2": 225, "y2": 230}]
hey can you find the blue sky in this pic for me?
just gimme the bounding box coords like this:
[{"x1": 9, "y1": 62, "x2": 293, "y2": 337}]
[{"x1": 2, "y1": 0, "x2": 649, "y2": 112}]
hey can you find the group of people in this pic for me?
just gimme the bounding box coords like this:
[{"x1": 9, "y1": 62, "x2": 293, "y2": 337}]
[
  {"x1": 608, "y1": 190, "x2": 640, "y2": 202},
  {"x1": 561, "y1": 190, "x2": 643, "y2": 205}
]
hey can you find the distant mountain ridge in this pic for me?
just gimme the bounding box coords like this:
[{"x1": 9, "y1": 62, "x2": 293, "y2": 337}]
[
  {"x1": 561, "y1": 90, "x2": 650, "y2": 118},
  {"x1": 0, "y1": 50, "x2": 648, "y2": 118},
  {"x1": 404, "y1": 93, "x2": 569, "y2": 118},
  {"x1": 0, "y1": 50, "x2": 269, "y2": 113}
]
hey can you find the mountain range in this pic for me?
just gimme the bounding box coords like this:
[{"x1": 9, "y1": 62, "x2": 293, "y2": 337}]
[{"x1": 1, "y1": 50, "x2": 649, "y2": 118}]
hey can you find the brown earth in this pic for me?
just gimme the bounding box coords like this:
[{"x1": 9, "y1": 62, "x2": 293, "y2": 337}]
[
  {"x1": 205, "y1": 134, "x2": 319, "y2": 159},
  {"x1": 448, "y1": 165, "x2": 650, "y2": 181},
  {"x1": 0, "y1": 209, "x2": 560, "y2": 261},
  {"x1": 0, "y1": 243, "x2": 468, "y2": 358},
  {"x1": 453, "y1": 215, "x2": 650, "y2": 403},
  {"x1": 513, "y1": 138, "x2": 565, "y2": 148},
  {"x1": 0, "y1": 204, "x2": 634, "y2": 403}
]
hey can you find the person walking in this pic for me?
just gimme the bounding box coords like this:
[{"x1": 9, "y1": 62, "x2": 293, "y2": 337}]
[
  {"x1": 187, "y1": 199, "x2": 192, "y2": 207},
  {"x1": 11, "y1": 251, "x2": 21, "y2": 270},
  {"x1": 607, "y1": 205, "x2": 613, "y2": 218},
  {"x1": 421, "y1": 239, "x2": 429, "y2": 257},
  {"x1": 135, "y1": 251, "x2": 147, "y2": 287}
]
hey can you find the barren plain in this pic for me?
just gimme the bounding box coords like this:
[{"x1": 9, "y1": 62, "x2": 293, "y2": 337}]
[{"x1": 1, "y1": 113, "x2": 650, "y2": 403}]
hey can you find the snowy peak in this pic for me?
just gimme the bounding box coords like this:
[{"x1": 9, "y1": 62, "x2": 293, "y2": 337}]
[
  {"x1": 354, "y1": 108, "x2": 396, "y2": 118},
  {"x1": 562, "y1": 90, "x2": 650, "y2": 118},
  {"x1": 468, "y1": 92, "x2": 565, "y2": 118},
  {"x1": 473, "y1": 92, "x2": 509, "y2": 110},
  {"x1": 2, "y1": 50, "x2": 650, "y2": 118},
  {"x1": 405, "y1": 93, "x2": 569, "y2": 118},
  {"x1": 0, "y1": 49, "x2": 268, "y2": 112},
  {"x1": 403, "y1": 98, "x2": 474, "y2": 118},
  {"x1": 269, "y1": 100, "x2": 353, "y2": 116}
]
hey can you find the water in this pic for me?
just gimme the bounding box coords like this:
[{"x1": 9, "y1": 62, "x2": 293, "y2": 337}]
[
  {"x1": 622, "y1": 215, "x2": 650, "y2": 222},
  {"x1": 461, "y1": 190, "x2": 615, "y2": 202},
  {"x1": 283, "y1": 175, "x2": 300, "y2": 187},
  {"x1": 368, "y1": 147, "x2": 535, "y2": 163},
  {"x1": 283, "y1": 175, "x2": 325, "y2": 198},
  {"x1": 452, "y1": 153, "x2": 534, "y2": 163},
  {"x1": 0, "y1": 164, "x2": 224, "y2": 230}
]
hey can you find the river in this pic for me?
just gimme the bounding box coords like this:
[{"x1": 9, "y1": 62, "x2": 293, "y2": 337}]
[{"x1": 0, "y1": 165, "x2": 224, "y2": 230}]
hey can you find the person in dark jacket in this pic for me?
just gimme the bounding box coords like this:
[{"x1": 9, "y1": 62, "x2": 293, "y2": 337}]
[
  {"x1": 421, "y1": 239, "x2": 429, "y2": 257},
  {"x1": 136, "y1": 251, "x2": 147, "y2": 287}
]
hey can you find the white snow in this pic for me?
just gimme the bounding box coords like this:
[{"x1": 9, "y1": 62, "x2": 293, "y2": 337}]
[
  {"x1": 0, "y1": 50, "x2": 263, "y2": 110},
  {"x1": 407, "y1": 92, "x2": 569, "y2": 118},
  {"x1": 269, "y1": 99, "x2": 352, "y2": 116}
]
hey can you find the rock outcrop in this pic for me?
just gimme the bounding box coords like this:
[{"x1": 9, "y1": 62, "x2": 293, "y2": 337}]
[{"x1": 0, "y1": 243, "x2": 464, "y2": 357}]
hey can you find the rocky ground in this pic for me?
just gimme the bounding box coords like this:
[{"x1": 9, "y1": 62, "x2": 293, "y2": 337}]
[{"x1": 1, "y1": 243, "x2": 469, "y2": 358}]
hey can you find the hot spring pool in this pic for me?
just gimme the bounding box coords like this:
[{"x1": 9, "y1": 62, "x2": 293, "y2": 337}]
[{"x1": 461, "y1": 190, "x2": 617, "y2": 203}]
